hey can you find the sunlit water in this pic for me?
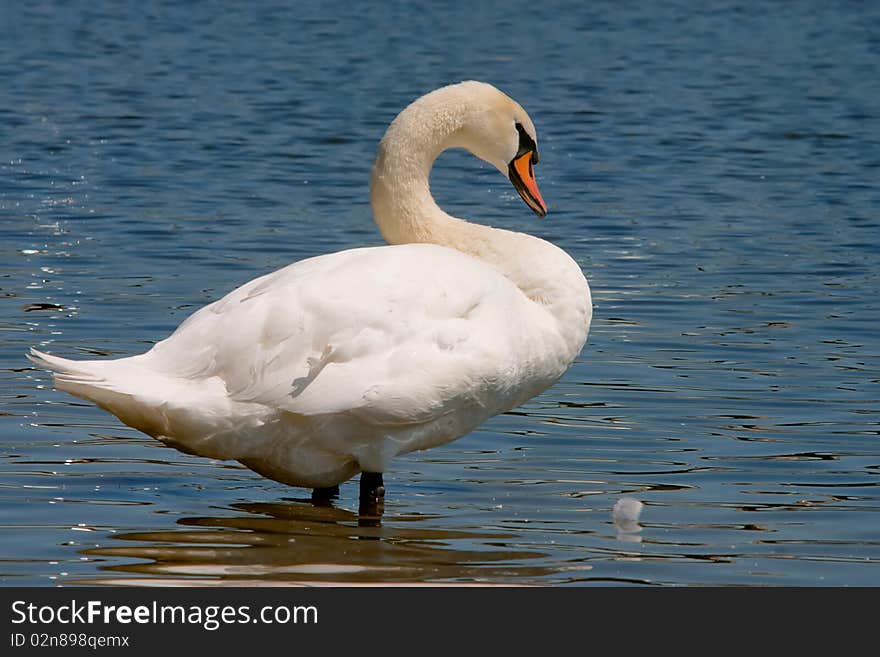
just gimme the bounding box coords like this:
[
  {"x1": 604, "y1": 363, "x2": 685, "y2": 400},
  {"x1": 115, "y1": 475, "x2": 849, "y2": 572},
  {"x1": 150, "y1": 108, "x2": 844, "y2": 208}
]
[{"x1": 2, "y1": 1, "x2": 879, "y2": 586}]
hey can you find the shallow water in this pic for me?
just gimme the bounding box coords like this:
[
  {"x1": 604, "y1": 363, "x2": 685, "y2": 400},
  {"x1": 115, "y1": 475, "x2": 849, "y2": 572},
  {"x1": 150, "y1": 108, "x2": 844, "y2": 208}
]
[{"x1": 2, "y1": 1, "x2": 879, "y2": 586}]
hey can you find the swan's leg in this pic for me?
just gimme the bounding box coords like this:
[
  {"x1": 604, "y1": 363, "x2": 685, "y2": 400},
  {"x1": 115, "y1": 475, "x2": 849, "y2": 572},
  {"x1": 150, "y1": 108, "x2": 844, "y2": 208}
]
[
  {"x1": 358, "y1": 471, "x2": 385, "y2": 518},
  {"x1": 311, "y1": 484, "x2": 340, "y2": 505}
]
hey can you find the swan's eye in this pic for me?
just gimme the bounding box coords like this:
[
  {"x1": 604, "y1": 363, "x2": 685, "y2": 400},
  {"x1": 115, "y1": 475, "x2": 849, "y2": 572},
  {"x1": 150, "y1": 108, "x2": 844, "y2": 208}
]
[{"x1": 514, "y1": 122, "x2": 538, "y2": 164}]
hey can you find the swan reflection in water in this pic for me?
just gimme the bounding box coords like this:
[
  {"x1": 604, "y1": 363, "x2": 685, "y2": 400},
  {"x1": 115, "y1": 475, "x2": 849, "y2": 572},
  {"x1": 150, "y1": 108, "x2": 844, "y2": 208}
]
[{"x1": 77, "y1": 499, "x2": 563, "y2": 586}]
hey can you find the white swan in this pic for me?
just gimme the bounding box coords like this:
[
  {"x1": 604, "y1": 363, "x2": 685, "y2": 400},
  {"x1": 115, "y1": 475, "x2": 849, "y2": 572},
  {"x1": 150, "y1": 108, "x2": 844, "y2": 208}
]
[{"x1": 29, "y1": 81, "x2": 592, "y2": 507}]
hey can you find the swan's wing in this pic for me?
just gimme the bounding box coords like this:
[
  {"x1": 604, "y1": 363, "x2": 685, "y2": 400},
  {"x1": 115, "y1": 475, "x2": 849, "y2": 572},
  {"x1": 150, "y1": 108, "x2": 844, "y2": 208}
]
[{"x1": 145, "y1": 244, "x2": 549, "y2": 426}]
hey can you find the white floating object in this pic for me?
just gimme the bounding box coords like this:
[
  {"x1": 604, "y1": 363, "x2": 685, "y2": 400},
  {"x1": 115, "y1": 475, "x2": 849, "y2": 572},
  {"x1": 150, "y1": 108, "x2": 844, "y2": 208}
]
[{"x1": 613, "y1": 497, "x2": 644, "y2": 534}]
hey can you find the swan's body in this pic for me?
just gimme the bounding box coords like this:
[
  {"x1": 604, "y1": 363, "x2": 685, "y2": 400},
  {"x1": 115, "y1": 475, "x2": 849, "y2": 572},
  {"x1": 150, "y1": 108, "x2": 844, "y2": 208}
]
[{"x1": 29, "y1": 81, "x2": 592, "y2": 496}]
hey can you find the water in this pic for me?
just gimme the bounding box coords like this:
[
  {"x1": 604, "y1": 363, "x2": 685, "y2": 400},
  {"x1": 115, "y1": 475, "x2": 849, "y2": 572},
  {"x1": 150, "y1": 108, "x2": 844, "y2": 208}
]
[{"x1": 2, "y1": 0, "x2": 879, "y2": 586}]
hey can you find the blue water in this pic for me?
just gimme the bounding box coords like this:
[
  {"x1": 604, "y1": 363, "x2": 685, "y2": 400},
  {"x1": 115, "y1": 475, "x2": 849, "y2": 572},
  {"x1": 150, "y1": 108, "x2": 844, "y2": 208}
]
[{"x1": 2, "y1": 0, "x2": 879, "y2": 586}]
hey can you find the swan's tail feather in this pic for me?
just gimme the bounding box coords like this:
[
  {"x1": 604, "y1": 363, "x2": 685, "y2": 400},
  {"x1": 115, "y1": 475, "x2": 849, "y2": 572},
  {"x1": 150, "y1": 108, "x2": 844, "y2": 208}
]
[
  {"x1": 27, "y1": 349, "x2": 256, "y2": 459},
  {"x1": 28, "y1": 348, "x2": 109, "y2": 387},
  {"x1": 27, "y1": 348, "x2": 168, "y2": 437}
]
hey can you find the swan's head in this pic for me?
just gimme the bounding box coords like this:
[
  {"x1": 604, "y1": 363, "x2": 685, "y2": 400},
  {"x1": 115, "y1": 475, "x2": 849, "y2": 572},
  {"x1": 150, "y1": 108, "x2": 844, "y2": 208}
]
[{"x1": 449, "y1": 81, "x2": 547, "y2": 218}]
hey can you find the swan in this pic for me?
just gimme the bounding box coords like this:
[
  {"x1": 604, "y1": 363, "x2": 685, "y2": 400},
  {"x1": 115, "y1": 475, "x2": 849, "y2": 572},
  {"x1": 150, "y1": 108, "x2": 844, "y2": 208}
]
[{"x1": 28, "y1": 81, "x2": 592, "y2": 510}]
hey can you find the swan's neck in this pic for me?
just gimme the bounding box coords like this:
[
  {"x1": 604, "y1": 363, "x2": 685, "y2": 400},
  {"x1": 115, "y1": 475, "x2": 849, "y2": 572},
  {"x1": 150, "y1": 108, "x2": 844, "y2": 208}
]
[
  {"x1": 369, "y1": 93, "x2": 471, "y2": 248},
  {"x1": 369, "y1": 88, "x2": 591, "y2": 356},
  {"x1": 369, "y1": 89, "x2": 534, "y2": 271}
]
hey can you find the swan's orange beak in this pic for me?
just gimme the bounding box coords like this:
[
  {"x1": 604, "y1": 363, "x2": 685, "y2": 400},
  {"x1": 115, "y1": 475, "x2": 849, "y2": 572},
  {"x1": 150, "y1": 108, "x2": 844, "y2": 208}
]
[{"x1": 508, "y1": 150, "x2": 547, "y2": 218}]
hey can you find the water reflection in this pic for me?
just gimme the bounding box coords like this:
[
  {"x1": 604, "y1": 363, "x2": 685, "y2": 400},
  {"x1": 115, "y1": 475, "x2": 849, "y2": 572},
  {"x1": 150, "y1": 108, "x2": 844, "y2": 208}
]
[{"x1": 76, "y1": 500, "x2": 558, "y2": 586}]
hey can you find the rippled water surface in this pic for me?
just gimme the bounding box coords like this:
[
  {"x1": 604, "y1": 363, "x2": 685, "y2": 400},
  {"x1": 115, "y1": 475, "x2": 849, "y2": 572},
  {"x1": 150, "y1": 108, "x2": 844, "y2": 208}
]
[{"x1": 2, "y1": 1, "x2": 879, "y2": 586}]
